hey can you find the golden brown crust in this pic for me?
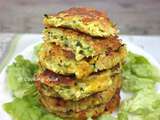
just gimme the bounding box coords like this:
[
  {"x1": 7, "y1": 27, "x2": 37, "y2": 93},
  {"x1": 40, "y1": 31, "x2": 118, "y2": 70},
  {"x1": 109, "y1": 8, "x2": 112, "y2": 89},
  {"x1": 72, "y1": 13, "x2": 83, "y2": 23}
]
[
  {"x1": 45, "y1": 7, "x2": 110, "y2": 26},
  {"x1": 105, "y1": 88, "x2": 120, "y2": 113},
  {"x1": 35, "y1": 68, "x2": 118, "y2": 101},
  {"x1": 40, "y1": 89, "x2": 120, "y2": 120},
  {"x1": 43, "y1": 7, "x2": 117, "y2": 37},
  {"x1": 36, "y1": 70, "x2": 76, "y2": 86},
  {"x1": 35, "y1": 65, "x2": 121, "y2": 88},
  {"x1": 38, "y1": 42, "x2": 127, "y2": 79},
  {"x1": 43, "y1": 27, "x2": 121, "y2": 56},
  {"x1": 36, "y1": 73, "x2": 121, "y2": 113},
  {"x1": 54, "y1": 7, "x2": 108, "y2": 22},
  {"x1": 40, "y1": 39, "x2": 123, "y2": 60},
  {"x1": 45, "y1": 43, "x2": 75, "y2": 59}
]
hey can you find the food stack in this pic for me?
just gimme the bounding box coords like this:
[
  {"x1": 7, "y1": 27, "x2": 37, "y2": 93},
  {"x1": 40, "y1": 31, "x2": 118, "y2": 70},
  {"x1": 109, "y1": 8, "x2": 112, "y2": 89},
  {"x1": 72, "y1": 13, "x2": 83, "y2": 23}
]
[{"x1": 35, "y1": 7, "x2": 127, "y2": 120}]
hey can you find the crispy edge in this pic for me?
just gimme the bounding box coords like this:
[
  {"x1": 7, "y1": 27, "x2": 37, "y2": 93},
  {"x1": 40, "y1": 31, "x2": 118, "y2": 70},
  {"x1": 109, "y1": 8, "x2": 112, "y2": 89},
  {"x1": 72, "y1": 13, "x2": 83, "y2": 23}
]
[{"x1": 40, "y1": 88, "x2": 120, "y2": 120}]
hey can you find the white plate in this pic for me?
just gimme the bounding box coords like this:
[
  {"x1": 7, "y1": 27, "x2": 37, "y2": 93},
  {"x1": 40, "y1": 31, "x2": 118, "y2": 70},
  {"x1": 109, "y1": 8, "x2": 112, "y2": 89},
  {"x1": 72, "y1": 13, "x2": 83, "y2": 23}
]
[{"x1": 0, "y1": 41, "x2": 160, "y2": 120}]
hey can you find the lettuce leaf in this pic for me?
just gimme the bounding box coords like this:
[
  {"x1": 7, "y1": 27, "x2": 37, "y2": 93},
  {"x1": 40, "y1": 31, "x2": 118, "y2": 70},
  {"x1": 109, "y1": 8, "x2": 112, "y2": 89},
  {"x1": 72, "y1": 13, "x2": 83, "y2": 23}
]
[
  {"x1": 118, "y1": 89, "x2": 160, "y2": 120},
  {"x1": 3, "y1": 96, "x2": 63, "y2": 120},
  {"x1": 7, "y1": 55, "x2": 38, "y2": 98},
  {"x1": 122, "y1": 52, "x2": 160, "y2": 92},
  {"x1": 4, "y1": 55, "x2": 63, "y2": 120},
  {"x1": 119, "y1": 52, "x2": 160, "y2": 120}
]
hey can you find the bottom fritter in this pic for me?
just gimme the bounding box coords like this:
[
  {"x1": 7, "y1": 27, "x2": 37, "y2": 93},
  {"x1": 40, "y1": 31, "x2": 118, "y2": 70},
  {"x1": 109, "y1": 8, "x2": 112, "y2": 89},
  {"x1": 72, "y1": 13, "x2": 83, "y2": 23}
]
[
  {"x1": 40, "y1": 89, "x2": 120, "y2": 120},
  {"x1": 38, "y1": 74, "x2": 121, "y2": 113}
]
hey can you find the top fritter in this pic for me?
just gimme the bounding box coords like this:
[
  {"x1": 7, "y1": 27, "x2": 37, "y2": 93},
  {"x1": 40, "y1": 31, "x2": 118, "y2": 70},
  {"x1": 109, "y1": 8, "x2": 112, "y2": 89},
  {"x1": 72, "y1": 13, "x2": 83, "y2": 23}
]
[{"x1": 43, "y1": 7, "x2": 117, "y2": 37}]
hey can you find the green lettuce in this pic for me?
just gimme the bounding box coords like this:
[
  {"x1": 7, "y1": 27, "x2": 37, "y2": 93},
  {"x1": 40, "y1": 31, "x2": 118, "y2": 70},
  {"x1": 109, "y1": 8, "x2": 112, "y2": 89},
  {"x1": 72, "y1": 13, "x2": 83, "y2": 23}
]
[
  {"x1": 7, "y1": 55, "x2": 39, "y2": 98},
  {"x1": 122, "y1": 52, "x2": 160, "y2": 92},
  {"x1": 118, "y1": 89, "x2": 160, "y2": 120},
  {"x1": 3, "y1": 96, "x2": 63, "y2": 120},
  {"x1": 118, "y1": 52, "x2": 160, "y2": 120},
  {"x1": 4, "y1": 56, "x2": 63, "y2": 120}
]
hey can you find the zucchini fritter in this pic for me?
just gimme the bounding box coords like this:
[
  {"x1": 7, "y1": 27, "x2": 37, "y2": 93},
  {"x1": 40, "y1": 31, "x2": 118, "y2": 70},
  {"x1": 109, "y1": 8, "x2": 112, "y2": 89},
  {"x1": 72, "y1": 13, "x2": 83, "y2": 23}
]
[
  {"x1": 40, "y1": 89, "x2": 120, "y2": 120},
  {"x1": 43, "y1": 27, "x2": 121, "y2": 60},
  {"x1": 43, "y1": 7, "x2": 117, "y2": 37},
  {"x1": 38, "y1": 43, "x2": 127, "y2": 79},
  {"x1": 37, "y1": 6, "x2": 127, "y2": 120},
  {"x1": 37, "y1": 74, "x2": 121, "y2": 112},
  {"x1": 36, "y1": 67, "x2": 120, "y2": 101}
]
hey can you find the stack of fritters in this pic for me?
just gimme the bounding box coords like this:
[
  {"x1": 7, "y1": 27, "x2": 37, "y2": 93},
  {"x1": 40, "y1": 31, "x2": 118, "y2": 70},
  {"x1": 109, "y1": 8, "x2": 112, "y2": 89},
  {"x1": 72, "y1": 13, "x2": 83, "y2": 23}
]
[{"x1": 36, "y1": 7, "x2": 127, "y2": 120}]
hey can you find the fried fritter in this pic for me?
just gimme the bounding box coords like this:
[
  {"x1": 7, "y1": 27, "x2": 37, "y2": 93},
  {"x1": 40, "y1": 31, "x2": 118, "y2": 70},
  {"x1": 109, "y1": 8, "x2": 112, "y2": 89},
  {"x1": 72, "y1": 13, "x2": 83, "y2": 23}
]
[
  {"x1": 43, "y1": 7, "x2": 117, "y2": 37},
  {"x1": 36, "y1": 67, "x2": 120, "y2": 101},
  {"x1": 37, "y1": 74, "x2": 121, "y2": 113},
  {"x1": 40, "y1": 89, "x2": 120, "y2": 120},
  {"x1": 38, "y1": 43, "x2": 127, "y2": 79},
  {"x1": 43, "y1": 27, "x2": 121, "y2": 60}
]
